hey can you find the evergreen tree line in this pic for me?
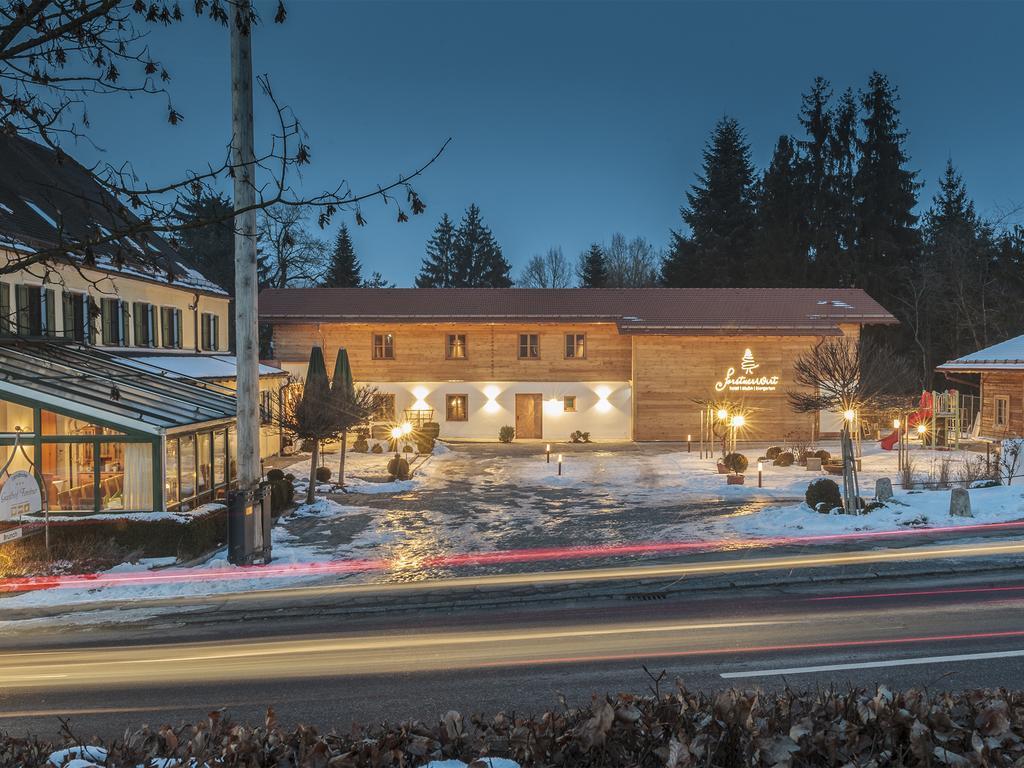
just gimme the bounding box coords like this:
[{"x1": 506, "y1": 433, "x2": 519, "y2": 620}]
[
  {"x1": 658, "y1": 71, "x2": 1023, "y2": 385},
  {"x1": 176, "y1": 199, "x2": 393, "y2": 292}
]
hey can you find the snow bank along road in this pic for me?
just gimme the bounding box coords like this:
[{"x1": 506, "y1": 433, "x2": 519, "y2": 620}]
[{"x1": 4, "y1": 571, "x2": 1024, "y2": 739}]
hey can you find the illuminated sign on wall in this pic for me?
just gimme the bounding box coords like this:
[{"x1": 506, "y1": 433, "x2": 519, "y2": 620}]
[{"x1": 714, "y1": 349, "x2": 780, "y2": 393}]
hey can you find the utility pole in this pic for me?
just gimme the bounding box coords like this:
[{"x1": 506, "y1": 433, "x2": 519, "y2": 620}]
[{"x1": 230, "y1": 6, "x2": 260, "y2": 492}]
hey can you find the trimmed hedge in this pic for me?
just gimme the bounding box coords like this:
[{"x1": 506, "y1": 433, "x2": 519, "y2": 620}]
[
  {"x1": 806, "y1": 477, "x2": 842, "y2": 512},
  {"x1": 773, "y1": 451, "x2": 795, "y2": 467},
  {"x1": 8, "y1": 685, "x2": 1024, "y2": 768},
  {"x1": 43, "y1": 508, "x2": 226, "y2": 561}
]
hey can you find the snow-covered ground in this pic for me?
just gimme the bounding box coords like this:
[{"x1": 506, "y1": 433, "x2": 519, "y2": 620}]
[{"x1": 3, "y1": 440, "x2": 1022, "y2": 620}]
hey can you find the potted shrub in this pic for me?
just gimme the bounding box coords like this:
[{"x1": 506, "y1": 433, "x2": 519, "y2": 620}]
[
  {"x1": 723, "y1": 452, "x2": 747, "y2": 484},
  {"x1": 499, "y1": 425, "x2": 515, "y2": 443}
]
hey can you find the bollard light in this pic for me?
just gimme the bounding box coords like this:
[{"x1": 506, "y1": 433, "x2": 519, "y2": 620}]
[
  {"x1": 687, "y1": 434, "x2": 692, "y2": 453},
  {"x1": 546, "y1": 443, "x2": 551, "y2": 463},
  {"x1": 893, "y1": 418, "x2": 901, "y2": 430},
  {"x1": 757, "y1": 460, "x2": 763, "y2": 488},
  {"x1": 557, "y1": 453, "x2": 563, "y2": 476}
]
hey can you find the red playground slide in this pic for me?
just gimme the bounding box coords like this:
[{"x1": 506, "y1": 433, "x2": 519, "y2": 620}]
[{"x1": 880, "y1": 392, "x2": 933, "y2": 450}]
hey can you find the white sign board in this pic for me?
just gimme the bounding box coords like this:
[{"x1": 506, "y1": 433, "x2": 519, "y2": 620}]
[
  {"x1": 0, "y1": 527, "x2": 23, "y2": 544},
  {"x1": 0, "y1": 470, "x2": 42, "y2": 522}
]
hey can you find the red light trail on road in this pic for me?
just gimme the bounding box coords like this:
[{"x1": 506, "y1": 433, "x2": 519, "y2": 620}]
[{"x1": 2, "y1": 519, "x2": 1023, "y2": 594}]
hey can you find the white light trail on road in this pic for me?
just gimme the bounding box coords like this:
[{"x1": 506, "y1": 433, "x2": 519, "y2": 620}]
[{"x1": 720, "y1": 648, "x2": 1024, "y2": 678}]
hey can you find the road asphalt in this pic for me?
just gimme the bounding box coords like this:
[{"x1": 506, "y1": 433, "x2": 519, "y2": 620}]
[{"x1": 4, "y1": 567, "x2": 1024, "y2": 739}]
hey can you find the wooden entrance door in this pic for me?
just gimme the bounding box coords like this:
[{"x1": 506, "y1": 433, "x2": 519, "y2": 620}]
[{"x1": 515, "y1": 393, "x2": 543, "y2": 439}]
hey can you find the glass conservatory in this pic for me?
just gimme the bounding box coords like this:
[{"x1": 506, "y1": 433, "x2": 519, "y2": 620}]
[{"x1": 0, "y1": 342, "x2": 237, "y2": 514}]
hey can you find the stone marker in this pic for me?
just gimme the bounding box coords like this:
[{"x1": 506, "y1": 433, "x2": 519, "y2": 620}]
[
  {"x1": 805, "y1": 457, "x2": 822, "y2": 471},
  {"x1": 875, "y1": 477, "x2": 893, "y2": 501},
  {"x1": 949, "y1": 487, "x2": 973, "y2": 517}
]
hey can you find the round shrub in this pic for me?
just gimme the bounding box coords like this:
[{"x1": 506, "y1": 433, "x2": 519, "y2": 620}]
[
  {"x1": 371, "y1": 443, "x2": 384, "y2": 454},
  {"x1": 266, "y1": 468, "x2": 285, "y2": 483},
  {"x1": 774, "y1": 451, "x2": 795, "y2": 467},
  {"x1": 315, "y1": 466, "x2": 332, "y2": 483},
  {"x1": 765, "y1": 446, "x2": 783, "y2": 461},
  {"x1": 498, "y1": 425, "x2": 515, "y2": 443},
  {"x1": 387, "y1": 455, "x2": 411, "y2": 481},
  {"x1": 723, "y1": 452, "x2": 748, "y2": 474},
  {"x1": 814, "y1": 449, "x2": 832, "y2": 463},
  {"x1": 806, "y1": 478, "x2": 842, "y2": 512}
]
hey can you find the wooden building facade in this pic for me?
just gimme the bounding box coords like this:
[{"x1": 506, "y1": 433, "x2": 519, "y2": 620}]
[
  {"x1": 938, "y1": 334, "x2": 1024, "y2": 440},
  {"x1": 260, "y1": 287, "x2": 896, "y2": 442}
]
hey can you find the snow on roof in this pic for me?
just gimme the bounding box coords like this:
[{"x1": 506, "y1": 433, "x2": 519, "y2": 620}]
[
  {"x1": 938, "y1": 334, "x2": 1024, "y2": 371},
  {"x1": 117, "y1": 354, "x2": 287, "y2": 381}
]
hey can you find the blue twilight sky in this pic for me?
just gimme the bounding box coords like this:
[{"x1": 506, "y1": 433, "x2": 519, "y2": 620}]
[{"x1": 74, "y1": 0, "x2": 1023, "y2": 286}]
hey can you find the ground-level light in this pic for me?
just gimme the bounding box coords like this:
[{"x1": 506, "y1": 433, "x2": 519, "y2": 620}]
[
  {"x1": 557, "y1": 453, "x2": 563, "y2": 476},
  {"x1": 401, "y1": 422, "x2": 413, "y2": 435},
  {"x1": 546, "y1": 443, "x2": 551, "y2": 463},
  {"x1": 893, "y1": 418, "x2": 901, "y2": 429},
  {"x1": 757, "y1": 460, "x2": 763, "y2": 488}
]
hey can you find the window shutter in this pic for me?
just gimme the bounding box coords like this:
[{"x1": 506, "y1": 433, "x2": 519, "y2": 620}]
[
  {"x1": 212, "y1": 315, "x2": 219, "y2": 351},
  {"x1": 62, "y1": 292, "x2": 74, "y2": 338},
  {"x1": 0, "y1": 282, "x2": 9, "y2": 335},
  {"x1": 120, "y1": 300, "x2": 130, "y2": 347},
  {"x1": 15, "y1": 285, "x2": 29, "y2": 335},
  {"x1": 43, "y1": 288, "x2": 55, "y2": 336},
  {"x1": 83, "y1": 294, "x2": 93, "y2": 344},
  {"x1": 175, "y1": 309, "x2": 182, "y2": 348}
]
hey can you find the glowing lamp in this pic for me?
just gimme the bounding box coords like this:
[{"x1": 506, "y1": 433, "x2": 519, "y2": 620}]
[
  {"x1": 757, "y1": 461, "x2": 763, "y2": 472},
  {"x1": 893, "y1": 418, "x2": 901, "y2": 429},
  {"x1": 716, "y1": 408, "x2": 729, "y2": 421},
  {"x1": 731, "y1": 414, "x2": 745, "y2": 428},
  {"x1": 843, "y1": 409, "x2": 856, "y2": 422},
  {"x1": 401, "y1": 422, "x2": 413, "y2": 435},
  {"x1": 917, "y1": 423, "x2": 927, "y2": 435},
  {"x1": 390, "y1": 426, "x2": 403, "y2": 440}
]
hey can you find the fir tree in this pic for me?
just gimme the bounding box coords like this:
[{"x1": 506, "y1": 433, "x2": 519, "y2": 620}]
[
  {"x1": 796, "y1": 77, "x2": 839, "y2": 281},
  {"x1": 755, "y1": 135, "x2": 808, "y2": 285},
  {"x1": 663, "y1": 116, "x2": 757, "y2": 287},
  {"x1": 577, "y1": 243, "x2": 609, "y2": 287},
  {"x1": 416, "y1": 213, "x2": 457, "y2": 287},
  {"x1": 322, "y1": 224, "x2": 362, "y2": 288},
  {"x1": 828, "y1": 88, "x2": 860, "y2": 284},
  {"x1": 175, "y1": 192, "x2": 236, "y2": 293},
  {"x1": 852, "y1": 72, "x2": 921, "y2": 300},
  {"x1": 453, "y1": 204, "x2": 512, "y2": 287}
]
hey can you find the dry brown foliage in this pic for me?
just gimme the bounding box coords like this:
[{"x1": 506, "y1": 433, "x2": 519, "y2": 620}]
[{"x1": 9, "y1": 683, "x2": 1024, "y2": 767}]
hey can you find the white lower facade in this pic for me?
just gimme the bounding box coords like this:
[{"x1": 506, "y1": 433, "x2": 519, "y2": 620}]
[{"x1": 364, "y1": 379, "x2": 632, "y2": 441}]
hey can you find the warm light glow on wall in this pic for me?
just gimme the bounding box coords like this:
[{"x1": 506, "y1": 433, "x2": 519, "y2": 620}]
[
  {"x1": 594, "y1": 385, "x2": 613, "y2": 413},
  {"x1": 410, "y1": 385, "x2": 431, "y2": 411},
  {"x1": 483, "y1": 385, "x2": 501, "y2": 413},
  {"x1": 543, "y1": 397, "x2": 563, "y2": 416}
]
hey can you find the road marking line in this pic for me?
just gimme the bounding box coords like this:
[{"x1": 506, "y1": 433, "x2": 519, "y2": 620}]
[{"x1": 721, "y1": 649, "x2": 1024, "y2": 678}]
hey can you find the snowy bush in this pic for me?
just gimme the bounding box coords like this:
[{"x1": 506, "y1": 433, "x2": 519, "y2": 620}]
[
  {"x1": 765, "y1": 446, "x2": 783, "y2": 461},
  {"x1": 315, "y1": 466, "x2": 333, "y2": 483},
  {"x1": 773, "y1": 451, "x2": 795, "y2": 467},
  {"x1": 1000, "y1": 438, "x2": 1024, "y2": 485},
  {"x1": 806, "y1": 478, "x2": 842, "y2": 512}
]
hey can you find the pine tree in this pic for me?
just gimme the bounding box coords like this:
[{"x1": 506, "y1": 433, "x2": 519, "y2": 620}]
[
  {"x1": 577, "y1": 243, "x2": 609, "y2": 287},
  {"x1": 416, "y1": 213, "x2": 457, "y2": 287},
  {"x1": 175, "y1": 192, "x2": 236, "y2": 293},
  {"x1": 755, "y1": 135, "x2": 808, "y2": 285},
  {"x1": 322, "y1": 224, "x2": 362, "y2": 287},
  {"x1": 452, "y1": 204, "x2": 512, "y2": 287},
  {"x1": 828, "y1": 88, "x2": 859, "y2": 284},
  {"x1": 663, "y1": 117, "x2": 757, "y2": 287},
  {"x1": 852, "y1": 72, "x2": 921, "y2": 300},
  {"x1": 796, "y1": 77, "x2": 838, "y2": 281}
]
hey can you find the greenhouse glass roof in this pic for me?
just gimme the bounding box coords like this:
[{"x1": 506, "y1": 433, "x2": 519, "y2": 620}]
[{"x1": 0, "y1": 341, "x2": 237, "y2": 435}]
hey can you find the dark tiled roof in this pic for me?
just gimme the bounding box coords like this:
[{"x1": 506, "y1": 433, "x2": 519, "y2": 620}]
[
  {"x1": 0, "y1": 132, "x2": 225, "y2": 295},
  {"x1": 259, "y1": 287, "x2": 897, "y2": 334}
]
